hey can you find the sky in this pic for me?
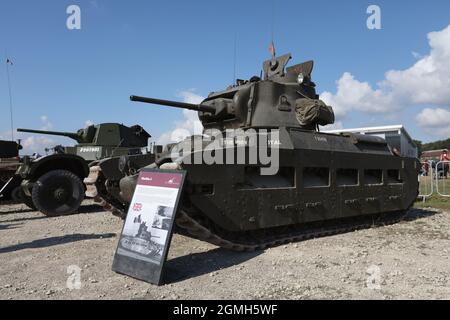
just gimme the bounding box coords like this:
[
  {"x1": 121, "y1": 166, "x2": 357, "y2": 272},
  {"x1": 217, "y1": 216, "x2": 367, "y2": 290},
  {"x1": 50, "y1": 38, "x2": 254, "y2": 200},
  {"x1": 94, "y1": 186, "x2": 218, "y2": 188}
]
[{"x1": 1, "y1": 0, "x2": 450, "y2": 154}]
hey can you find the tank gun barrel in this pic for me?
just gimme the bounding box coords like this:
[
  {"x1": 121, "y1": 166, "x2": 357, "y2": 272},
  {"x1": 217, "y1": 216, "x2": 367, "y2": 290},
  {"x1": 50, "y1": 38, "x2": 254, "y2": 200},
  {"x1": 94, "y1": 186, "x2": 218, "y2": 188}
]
[
  {"x1": 17, "y1": 128, "x2": 83, "y2": 143},
  {"x1": 130, "y1": 95, "x2": 215, "y2": 113}
]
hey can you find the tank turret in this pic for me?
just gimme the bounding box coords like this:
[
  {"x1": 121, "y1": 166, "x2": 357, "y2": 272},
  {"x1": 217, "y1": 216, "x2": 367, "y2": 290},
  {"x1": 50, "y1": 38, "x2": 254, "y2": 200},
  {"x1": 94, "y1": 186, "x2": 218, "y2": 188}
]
[{"x1": 130, "y1": 53, "x2": 334, "y2": 131}]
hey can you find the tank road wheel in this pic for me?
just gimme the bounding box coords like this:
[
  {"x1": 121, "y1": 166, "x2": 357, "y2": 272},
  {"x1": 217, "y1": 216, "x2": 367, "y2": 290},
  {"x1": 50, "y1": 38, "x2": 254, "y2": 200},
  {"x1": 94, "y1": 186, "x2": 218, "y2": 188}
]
[
  {"x1": 12, "y1": 187, "x2": 36, "y2": 210},
  {"x1": 31, "y1": 170, "x2": 84, "y2": 216}
]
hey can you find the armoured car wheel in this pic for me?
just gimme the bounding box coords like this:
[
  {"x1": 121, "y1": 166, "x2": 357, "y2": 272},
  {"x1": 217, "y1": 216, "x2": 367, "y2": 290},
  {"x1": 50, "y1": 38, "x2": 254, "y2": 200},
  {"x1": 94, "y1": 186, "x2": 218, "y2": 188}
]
[
  {"x1": 12, "y1": 187, "x2": 36, "y2": 210},
  {"x1": 31, "y1": 169, "x2": 84, "y2": 216},
  {"x1": 10, "y1": 186, "x2": 22, "y2": 202},
  {"x1": 22, "y1": 195, "x2": 36, "y2": 210}
]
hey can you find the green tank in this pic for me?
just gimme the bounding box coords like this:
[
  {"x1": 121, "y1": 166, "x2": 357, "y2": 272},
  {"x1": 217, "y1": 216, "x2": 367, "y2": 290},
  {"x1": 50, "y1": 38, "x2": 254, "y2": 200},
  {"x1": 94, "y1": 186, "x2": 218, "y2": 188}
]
[
  {"x1": 12, "y1": 123, "x2": 155, "y2": 216},
  {"x1": 88, "y1": 53, "x2": 420, "y2": 250}
]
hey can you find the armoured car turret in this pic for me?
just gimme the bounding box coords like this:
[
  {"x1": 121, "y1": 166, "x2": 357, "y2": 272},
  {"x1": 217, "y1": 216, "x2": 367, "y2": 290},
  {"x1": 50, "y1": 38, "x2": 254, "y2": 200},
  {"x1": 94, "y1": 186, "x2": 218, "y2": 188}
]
[
  {"x1": 88, "y1": 53, "x2": 420, "y2": 250},
  {"x1": 18, "y1": 123, "x2": 150, "y2": 161}
]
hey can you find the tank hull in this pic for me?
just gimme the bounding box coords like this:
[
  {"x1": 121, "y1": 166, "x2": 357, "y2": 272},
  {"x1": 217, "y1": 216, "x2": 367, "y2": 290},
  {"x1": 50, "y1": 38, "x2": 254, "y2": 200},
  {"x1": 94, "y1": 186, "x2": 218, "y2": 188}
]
[
  {"x1": 93, "y1": 129, "x2": 419, "y2": 250},
  {"x1": 174, "y1": 129, "x2": 419, "y2": 233}
]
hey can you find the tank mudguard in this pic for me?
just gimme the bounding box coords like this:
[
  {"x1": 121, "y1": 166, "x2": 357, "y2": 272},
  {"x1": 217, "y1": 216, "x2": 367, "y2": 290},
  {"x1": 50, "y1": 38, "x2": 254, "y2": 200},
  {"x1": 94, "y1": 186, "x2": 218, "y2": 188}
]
[{"x1": 95, "y1": 153, "x2": 156, "y2": 181}]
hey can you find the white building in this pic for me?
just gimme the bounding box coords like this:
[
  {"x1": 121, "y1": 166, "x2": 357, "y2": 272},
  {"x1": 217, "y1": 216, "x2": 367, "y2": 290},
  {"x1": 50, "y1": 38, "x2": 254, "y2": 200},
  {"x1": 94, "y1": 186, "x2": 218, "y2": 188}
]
[{"x1": 324, "y1": 125, "x2": 418, "y2": 158}]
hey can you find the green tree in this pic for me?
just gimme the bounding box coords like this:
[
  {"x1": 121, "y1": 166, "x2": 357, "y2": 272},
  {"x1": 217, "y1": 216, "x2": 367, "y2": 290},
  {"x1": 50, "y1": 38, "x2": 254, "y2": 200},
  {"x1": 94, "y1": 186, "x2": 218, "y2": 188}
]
[
  {"x1": 422, "y1": 138, "x2": 450, "y2": 152},
  {"x1": 414, "y1": 140, "x2": 423, "y2": 157}
]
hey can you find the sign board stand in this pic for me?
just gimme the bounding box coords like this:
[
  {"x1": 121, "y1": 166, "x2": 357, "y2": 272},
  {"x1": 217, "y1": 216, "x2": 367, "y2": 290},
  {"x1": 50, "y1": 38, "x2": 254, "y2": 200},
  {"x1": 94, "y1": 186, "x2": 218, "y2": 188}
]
[{"x1": 112, "y1": 168, "x2": 186, "y2": 285}]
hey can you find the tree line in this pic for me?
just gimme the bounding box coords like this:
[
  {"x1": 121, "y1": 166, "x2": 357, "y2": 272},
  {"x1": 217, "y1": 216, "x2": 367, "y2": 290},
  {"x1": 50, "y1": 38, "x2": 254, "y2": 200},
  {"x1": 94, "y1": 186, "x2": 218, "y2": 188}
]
[{"x1": 413, "y1": 138, "x2": 450, "y2": 157}]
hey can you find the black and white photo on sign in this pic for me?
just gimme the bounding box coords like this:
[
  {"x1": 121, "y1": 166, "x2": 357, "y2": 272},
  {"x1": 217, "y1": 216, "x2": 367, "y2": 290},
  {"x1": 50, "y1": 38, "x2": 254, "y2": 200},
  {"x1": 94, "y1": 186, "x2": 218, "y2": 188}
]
[
  {"x1": 152, "y1": 205, "x2": 174, "y2": 231},
  {"x1": 118, "y1": 202, "x2": 174, "y2": 264}
]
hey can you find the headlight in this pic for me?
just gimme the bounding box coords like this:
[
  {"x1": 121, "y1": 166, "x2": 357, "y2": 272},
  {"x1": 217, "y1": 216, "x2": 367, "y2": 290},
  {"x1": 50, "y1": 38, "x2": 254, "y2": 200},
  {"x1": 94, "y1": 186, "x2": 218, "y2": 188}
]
[{"x1": 297, "y1": 73, "x2": 304, "y2": 84}]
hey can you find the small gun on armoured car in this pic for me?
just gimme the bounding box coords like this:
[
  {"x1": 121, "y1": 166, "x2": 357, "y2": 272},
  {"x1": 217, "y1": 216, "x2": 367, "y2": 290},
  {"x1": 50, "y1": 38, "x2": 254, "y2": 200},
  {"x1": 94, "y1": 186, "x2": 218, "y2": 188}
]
[{"x1": 17, "y1": 128, "x2": 89, "y2": 144}]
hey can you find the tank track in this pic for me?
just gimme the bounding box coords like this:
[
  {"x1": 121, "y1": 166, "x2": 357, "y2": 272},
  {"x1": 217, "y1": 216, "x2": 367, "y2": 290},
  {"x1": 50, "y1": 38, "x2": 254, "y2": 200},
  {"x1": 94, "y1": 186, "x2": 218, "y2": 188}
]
[
  {"x1": 175, "y1": 208, "x2": 408, "y2": 251},
  {"x1": 85, "y1": 166, "x2": 409, "y2": 252},
  {"x1": 84, "y1": 165, "x2": 127, "y2": 219}
]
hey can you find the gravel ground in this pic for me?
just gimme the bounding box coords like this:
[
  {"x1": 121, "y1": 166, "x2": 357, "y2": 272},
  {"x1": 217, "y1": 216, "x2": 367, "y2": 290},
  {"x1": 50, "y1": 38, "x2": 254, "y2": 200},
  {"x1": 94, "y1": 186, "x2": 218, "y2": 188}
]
[{"x1": 0, "y1": 200, "x2": 449, "y2": 300}]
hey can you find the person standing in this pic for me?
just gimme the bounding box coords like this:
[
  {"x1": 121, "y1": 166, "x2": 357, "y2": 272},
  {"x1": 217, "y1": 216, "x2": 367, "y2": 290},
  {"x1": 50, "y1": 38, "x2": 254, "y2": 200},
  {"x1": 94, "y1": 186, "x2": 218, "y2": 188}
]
[{"x1": 440, "y1": 150, "x2": 450, "y2": 178}]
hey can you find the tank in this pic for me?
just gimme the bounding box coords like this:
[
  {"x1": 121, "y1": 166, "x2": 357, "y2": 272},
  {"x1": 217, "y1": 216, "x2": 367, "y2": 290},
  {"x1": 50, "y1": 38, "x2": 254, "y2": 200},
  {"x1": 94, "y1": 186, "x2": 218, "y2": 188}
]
[
  {"x1": 0, "y1": 140, "x2": 22, "y2": 158},
  {"x1": 0, "y1": 140, "x2": 22, "y2": 201},
  {"x1": 88, "y1": 53, "x2": 420, "y2": 250},
  {"x1": 13, "y1": 123, "x2": 156, "y2": 216}
]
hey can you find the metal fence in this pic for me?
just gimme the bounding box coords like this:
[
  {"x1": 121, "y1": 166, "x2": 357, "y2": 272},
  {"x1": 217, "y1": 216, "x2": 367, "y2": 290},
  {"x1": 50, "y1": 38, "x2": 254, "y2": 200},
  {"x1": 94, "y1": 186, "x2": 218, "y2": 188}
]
[
  {"x1": 418, "y1": 161, "x2": 434, "y2": 200},
  {"x1": 435, "y1": 161, "x2": 450, "y2": 197}
]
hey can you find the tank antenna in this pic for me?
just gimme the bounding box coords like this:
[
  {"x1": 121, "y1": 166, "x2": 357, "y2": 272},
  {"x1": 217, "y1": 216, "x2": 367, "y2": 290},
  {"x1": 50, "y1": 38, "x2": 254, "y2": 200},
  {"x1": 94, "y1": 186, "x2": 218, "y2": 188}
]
[
  {"x1": 5, "y1": 49, "x2": 14, "y2": 141},
  {"x1": 233, "y1": 33, "x2": 237, "y2": 84}
]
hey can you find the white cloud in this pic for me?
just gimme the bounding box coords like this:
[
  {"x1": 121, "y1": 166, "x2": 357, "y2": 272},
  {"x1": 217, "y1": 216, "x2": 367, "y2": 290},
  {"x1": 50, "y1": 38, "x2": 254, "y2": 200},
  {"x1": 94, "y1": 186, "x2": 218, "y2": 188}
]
[
  {"x1": 156, "y1": 90, "x2": 205, "y2": 145},
  {"x1": 0, "y1": 116, "x2": 74, "y2": 155},
  {"x1": 0, "y1": 131, "x2": 57, "y2": 156},
  {"x1": 321, "y1": 24, "x2": 450, "y2": 130},
  {"x1": 85, "y1": 120, "x2": 94, "y2": 127},
  {"x1": 416, "y1": 107, "x2": 450, "y2": 127},
  {"x1": 0, "y1": 130, "x2": 13, "y2": 141},
  {"x1": 321, "y1": 121, "x2": 344, "y2": 131},
  {"x1": 320, "y1": 73, "x2": 394, "y2": 118},
  {"x1": 178, "y1": 90, "x2": 204, "y2": 104},
  {"x1": 385, "y1": 25, "x2": 450, "y2": 105},
  {"x1": 40, "y1": 115, "x2": 53, "y2": 130},
  {"x1": 412, "y1": 51, "x2": 422, "y2": 59},
  {"x1": 416, "y1": 107, "x2": 450, "y2": 137},
  {"x1": 20, "y1": 135, "x2": 56, "y2": 156}
]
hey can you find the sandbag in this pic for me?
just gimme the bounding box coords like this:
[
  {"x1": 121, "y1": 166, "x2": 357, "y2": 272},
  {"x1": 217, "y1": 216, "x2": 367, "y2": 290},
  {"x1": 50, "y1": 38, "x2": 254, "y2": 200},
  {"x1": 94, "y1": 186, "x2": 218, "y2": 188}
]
[{"x1": 295, "y1": 98, "x2": 335, "y2": 126}]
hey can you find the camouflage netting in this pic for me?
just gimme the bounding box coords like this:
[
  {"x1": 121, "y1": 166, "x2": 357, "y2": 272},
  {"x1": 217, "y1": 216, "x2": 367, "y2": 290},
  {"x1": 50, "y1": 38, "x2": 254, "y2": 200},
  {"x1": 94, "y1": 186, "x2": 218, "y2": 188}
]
[{"x1": 295, "y1": 98, "x2": 335, "y2": 127}]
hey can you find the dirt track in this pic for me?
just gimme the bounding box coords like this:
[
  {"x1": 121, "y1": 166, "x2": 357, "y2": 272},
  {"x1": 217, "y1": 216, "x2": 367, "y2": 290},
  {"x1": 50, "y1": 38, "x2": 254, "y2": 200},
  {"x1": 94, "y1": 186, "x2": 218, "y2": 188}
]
[{"x1": 0, "y1": 200, "x2": 449, "y2": 300}]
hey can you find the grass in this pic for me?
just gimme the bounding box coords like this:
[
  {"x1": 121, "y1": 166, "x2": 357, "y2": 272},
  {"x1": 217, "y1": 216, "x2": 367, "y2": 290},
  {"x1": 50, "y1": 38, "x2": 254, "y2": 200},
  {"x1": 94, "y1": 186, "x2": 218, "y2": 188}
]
[
  {"x1": 416, "y1": 176, "x2": 450, "y2": 210},
  {"x1": 415, "y1": 194, "x2": 450, "y2": 210}
]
